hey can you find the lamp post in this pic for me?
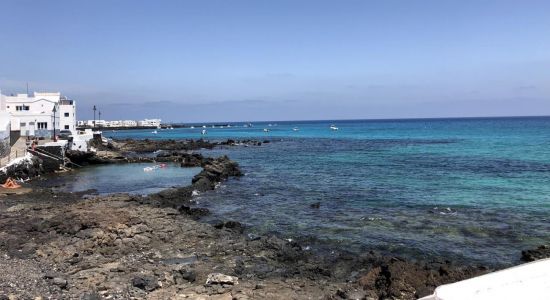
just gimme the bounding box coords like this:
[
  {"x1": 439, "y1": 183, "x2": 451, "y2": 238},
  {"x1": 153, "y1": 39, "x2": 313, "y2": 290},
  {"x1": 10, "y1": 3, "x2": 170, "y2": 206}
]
[
  {"x1": 93, "y1": 105, "x2": 97, "y2": 129},
  {"x1": 52, "y1": 105, "x2": 57, "y2": 141},
  {"x1": 98, "y1": 110, "x2": 102, "y2": 128}
]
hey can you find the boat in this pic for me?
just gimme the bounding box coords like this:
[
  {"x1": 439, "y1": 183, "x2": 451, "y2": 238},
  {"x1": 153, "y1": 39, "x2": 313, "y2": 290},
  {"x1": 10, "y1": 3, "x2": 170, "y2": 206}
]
[
  {"x1": 201, "y1": 129, "x2": 207, "y2": 135},
  {"x1": 190, "y1": 126, "x2": 195, "y2": 129},
  {"x1": 202, "y1": 125, "x2": 207, "y2": 128},
  {"x1": 330, "y1": 124, "x2": 339, "y2": 131},
  {"x1": 293, "y1": 127, "x2": 299, "y2": 131},
  {"x1": 420, "y1": 258, "x2": 550, "y2": 300},
  {"x1": 263, "y1": 128, "x2": 270, "y2": 132},
  {"x1": 152, "y1": 130, "x2": 158, "y2": 134}
]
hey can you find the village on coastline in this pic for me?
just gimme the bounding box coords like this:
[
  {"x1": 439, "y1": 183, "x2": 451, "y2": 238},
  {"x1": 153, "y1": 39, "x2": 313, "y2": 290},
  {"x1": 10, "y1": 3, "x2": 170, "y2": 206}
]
[{"x1": 0, "y1": 91, "x2": 164, "y2": 169}]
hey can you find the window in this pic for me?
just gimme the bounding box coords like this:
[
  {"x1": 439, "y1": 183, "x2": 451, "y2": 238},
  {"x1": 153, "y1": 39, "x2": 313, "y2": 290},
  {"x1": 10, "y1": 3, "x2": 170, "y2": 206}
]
[
  {"x1": 16, "y1": 105, "x2": 30, "y2": 111},
  {"x1": 64, "y1": 112, "x2": 70, "y2": 117},
  {"x1": 64, "y1": 125, "x2": 70, "y2": 130},
  {"x1": 37, "y1": 122, "x2": 48, "y2": 129}
]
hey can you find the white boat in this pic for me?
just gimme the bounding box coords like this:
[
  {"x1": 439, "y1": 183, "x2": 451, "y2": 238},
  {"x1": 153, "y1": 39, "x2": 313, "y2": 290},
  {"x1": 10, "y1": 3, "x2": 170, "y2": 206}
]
[
  {"x1": 202, "y1": 125, "x2": 207, "y2": 128},
  {"x1": 190, "y1": 126, "x2": 195, "y2": 129},
  {"x1": 201, "y1": 129, "x2": 207, "y2": 135},
  {"x1": 330, "y1": 124, "x2": 339, "y2": 130},
  {"x1": 293, "y1": 127, "x2": 299, "y2": 131},
  {"x1": 420, "y1": 258, "x2": 550, "y2": 300},
  {"x1": 152, "y1": 130, "x2": 158, "y2": 134},
  {"x1": 263, "y1": 128, "x2": 270, "y2": 132}
]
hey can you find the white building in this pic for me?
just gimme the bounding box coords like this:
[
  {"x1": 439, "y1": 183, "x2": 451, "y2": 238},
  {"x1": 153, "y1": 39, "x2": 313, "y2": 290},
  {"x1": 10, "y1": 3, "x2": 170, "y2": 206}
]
[
  {"x1": 122, "y1": 120, "x2": 137, "y2": 127},
  {"x1": 1, "y1": 92, "x2": 76, "y2": 137},
  {"x1": 137, "y1": 119, "x2": 161, "y2": 128}
]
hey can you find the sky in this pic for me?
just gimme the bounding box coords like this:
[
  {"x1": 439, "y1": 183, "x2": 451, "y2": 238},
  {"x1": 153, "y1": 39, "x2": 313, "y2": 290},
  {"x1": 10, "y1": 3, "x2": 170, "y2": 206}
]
[{"x1": 1, "y1": 0, "x2": 549, "y2": 122}]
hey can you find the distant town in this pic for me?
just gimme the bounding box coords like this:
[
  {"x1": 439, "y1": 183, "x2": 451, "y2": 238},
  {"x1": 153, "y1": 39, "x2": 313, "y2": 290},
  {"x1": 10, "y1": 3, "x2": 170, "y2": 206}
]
[
  {"x1": 77, "y1": 118, "x2": 162, "y2": 129},
  {"x1": 0, "y1": 91, "x2": 164, "y2": 167}
]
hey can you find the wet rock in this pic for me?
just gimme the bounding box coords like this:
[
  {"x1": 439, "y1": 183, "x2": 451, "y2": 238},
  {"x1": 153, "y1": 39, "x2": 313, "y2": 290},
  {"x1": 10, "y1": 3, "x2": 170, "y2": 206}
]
[
  {"x1": 191, "y1": 156, "x2": 242, "y2": 192},
  {"x1": 521, "y1": 245, "x2": 550, "y2": 262},
  {"x1": 310, "y1": 202, "x2": 321, "y2": 209},
  {"x1": 131, "y1": 274, "x2": 160, "y2": 291},
  {"x1": 205, "y1": 273, "x2": 239, "y2": 285},
  {"x1": 214, "y1": 221, "x2": 244, "y2": 233},
  {"x1": 178, "y1": 205, "x2": 210, "y2": 219}
]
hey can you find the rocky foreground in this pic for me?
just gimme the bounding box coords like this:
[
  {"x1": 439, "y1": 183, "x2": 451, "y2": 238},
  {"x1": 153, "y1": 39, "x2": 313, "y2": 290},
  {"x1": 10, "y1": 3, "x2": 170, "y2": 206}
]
[{"x1": 1, "y1": 139, "x2": 547, "y2": 299}]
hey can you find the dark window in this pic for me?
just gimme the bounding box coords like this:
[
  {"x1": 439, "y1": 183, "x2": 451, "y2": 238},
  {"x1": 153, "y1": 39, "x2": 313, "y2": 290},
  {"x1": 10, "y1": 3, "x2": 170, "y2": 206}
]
[
  {"x1": 64, "y1": 112, "x2": 70, "y2": 117},
  {"x1": 37, "y1": 122, "x2": 48, "y2": 129},
  {"x1": 64, "y1": 125, "x2": 70, "y2": 129}
]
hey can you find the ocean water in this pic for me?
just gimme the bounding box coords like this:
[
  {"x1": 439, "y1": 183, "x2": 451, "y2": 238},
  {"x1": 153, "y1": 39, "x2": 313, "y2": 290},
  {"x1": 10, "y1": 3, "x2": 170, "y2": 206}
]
[{"x1": 104, "y1": 117, "x2": 550, "y2": 265}]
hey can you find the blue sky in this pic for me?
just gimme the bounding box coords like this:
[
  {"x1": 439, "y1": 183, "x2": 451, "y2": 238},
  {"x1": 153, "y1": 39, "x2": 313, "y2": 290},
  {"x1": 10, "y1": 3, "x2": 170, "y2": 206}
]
[{"x1": 1, "y1": 0, "x2": 549, "y2": 122}]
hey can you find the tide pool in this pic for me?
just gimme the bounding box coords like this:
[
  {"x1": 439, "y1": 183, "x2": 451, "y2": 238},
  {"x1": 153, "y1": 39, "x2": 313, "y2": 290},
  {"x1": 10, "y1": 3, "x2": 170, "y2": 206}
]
[{"x1": 47, "y1": 163, "x2": 201, "y2": 195}]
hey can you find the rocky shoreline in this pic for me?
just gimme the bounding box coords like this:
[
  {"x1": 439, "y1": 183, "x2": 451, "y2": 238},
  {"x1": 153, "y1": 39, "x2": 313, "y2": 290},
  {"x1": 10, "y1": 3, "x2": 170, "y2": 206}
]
[{"x1": 1, "y1": 138, "x2": 548, "y2": 299}]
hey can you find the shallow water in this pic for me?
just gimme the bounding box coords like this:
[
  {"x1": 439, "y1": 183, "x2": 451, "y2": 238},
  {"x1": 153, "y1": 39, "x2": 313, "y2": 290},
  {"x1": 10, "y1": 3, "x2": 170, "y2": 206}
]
[
  {"x1": 46, "y1": 163, "x2": 201, "y2": 195},
  {"x1": 104, "y1": 117, "x2": 550, "y2": 265}
]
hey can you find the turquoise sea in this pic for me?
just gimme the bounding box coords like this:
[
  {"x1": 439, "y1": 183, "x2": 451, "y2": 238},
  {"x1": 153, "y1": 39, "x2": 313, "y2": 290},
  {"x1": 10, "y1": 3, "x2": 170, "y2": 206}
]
[{"x1": 103, "y1": 117, "x2": 550, "y2": 265}]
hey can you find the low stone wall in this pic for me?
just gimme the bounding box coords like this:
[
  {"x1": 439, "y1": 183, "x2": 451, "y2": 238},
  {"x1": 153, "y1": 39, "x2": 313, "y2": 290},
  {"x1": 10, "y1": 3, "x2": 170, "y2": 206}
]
[{"x1": 0, "y1": 113, "x2": 10, "y2": 161}]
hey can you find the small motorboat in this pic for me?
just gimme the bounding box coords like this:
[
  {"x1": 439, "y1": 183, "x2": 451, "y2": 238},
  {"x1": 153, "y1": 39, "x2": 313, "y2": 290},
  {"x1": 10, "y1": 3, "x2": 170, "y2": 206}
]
[
  {"x1": 263, "y1": 128, "x2": 270, "y2": 132},
  {"x1": 201, "y1": 129, "x2": 207, "y2": 135},
  {"x1": 152, "y1": 130, "x2": 158, "y2": 134},
  {"x1": 330, "y1": 124, "x2": 339, "y2": 131},
  {"x1": 190, "y1": 126, "x2": 195, "y2": 129},
  {"x1": 293, "y1": 127, "x2": 299, "y2": 131}
]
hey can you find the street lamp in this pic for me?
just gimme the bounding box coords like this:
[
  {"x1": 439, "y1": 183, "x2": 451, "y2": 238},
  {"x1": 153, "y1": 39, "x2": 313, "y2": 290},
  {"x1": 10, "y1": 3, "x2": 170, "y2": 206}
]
[
  {"x1": 99, "y1": 110, "x2": 102, "y2": 128},
  {"x1": 93, "y1": 105, "x2": 97, "y2": 129},
  {"x1": 52, "y1": 105, "x2": 57, "y2": 141}
]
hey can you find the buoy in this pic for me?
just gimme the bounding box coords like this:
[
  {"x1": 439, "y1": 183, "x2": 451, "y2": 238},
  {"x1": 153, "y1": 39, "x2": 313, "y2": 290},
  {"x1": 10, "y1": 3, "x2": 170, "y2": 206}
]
[{"x1": 1, "y1": 178, "x2": 21, "y2": 189}]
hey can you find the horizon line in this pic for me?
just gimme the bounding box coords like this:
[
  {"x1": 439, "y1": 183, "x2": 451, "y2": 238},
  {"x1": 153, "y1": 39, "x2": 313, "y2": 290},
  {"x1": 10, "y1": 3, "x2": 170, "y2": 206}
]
[{"x1": 163, "y1": 114, "x2": 550, "y2": 125}]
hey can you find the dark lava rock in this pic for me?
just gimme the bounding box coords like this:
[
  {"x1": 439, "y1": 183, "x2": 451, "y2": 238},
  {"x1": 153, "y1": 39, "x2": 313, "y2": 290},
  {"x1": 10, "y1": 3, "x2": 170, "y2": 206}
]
[
  {"x1": 178, "y1": 205, "x2": 210, "y2": 219},
  {"x1": 310, "y1": 202, "x2": 321, "y2": 209},
  {"x1": 521, "y1": 245, "x2": 550, "y2": 262},
  {"x1": 214, "y1": 221, "x2": 244, "y2": 233},
  {"x1": 179, "y1": 269, "x2": 197, "y2": 283},
  {"x1": 357, "y1": 258, "x2": 488, "y2": 299},
  {"x1": 118, "y1": 139, "x2": 217, "y2": 153},
  {"x1": 66, "y1": 150, "x2": 113, "y2": 165},
  {"x1": 0, "y1": 155, "x2": 43, "y2": 183},
  {"x1": 131, "y1": 274, "x2": 159, "y2": 291},
  {"x1": 191, "y1": 155, "x2": 242, "y2": 192}
]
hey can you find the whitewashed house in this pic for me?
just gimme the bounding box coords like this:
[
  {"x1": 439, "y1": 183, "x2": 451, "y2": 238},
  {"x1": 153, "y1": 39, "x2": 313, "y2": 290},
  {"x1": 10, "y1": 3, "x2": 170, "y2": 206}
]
[
  {"x1": 138, "y1": 118, "x2": 161, "y2": 128},
  {"x1": 1, "y1": 92, "x2": 76, "y2": 137},
  {"x1": 122, "y1": 120, "x2": 137, "y2": 127}
]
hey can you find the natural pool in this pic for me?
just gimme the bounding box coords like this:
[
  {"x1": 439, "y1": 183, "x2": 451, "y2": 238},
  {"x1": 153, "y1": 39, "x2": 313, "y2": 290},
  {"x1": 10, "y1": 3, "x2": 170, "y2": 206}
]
[{"x1": 43, "y1": 163, "x2": 201, "y2": 195}]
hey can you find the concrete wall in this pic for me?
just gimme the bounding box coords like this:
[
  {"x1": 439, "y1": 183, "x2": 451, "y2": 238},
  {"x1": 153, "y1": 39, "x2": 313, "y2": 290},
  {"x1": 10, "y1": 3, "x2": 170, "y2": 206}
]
[{"x1": 0, "y1": 112, "x2": 10, "y2": 160}]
